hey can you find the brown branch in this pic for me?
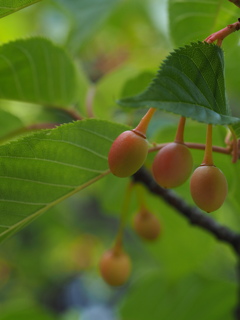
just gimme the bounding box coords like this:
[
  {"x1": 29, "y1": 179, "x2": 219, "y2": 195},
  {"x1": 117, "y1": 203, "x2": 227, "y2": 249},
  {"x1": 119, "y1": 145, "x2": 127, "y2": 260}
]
[{"x1": 132, "y1": 167, "x2": 240, "y2": 255}]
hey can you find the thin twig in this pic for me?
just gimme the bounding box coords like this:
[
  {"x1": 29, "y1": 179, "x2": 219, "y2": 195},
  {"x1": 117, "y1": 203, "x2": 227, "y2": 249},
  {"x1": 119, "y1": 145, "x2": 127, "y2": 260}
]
[
  {"x1": 86, "y1": 85, "x2": 96, "y2": 118},
  {"x1": 149, "y1": 142, "x2": 231, "y2": 155},
  {"x1": 204, "y1": 20, "x2": 240, "y2": 46},
  {"x1": 132, "y1": 167, "x2": 240, "y2": 255}
]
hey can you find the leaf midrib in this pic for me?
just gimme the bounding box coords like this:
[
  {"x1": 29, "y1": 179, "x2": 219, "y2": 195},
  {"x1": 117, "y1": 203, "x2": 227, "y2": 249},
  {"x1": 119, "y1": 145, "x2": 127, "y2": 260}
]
[{"x1": 0, "y1": 169, "x2": 110, "y2": 239}]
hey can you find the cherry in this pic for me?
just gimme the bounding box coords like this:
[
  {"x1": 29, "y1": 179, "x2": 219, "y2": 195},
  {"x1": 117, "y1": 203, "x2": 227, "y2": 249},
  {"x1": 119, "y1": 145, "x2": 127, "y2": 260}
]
[
  {"x1": 99, "y1": 248, "x2": 131, "y2": 286},
  {"x1": 108, "y1": 108, "x2": 156, "y2": 178},
  {"x1": 190, "y1": 165, "x2": 228, "y2": 212},
  {"x1": 152, "y1": 142, "x2": 193, "y2": 188},
  {"x1": 152, "y1": 117, "x2": 193, "y2": 188},
  {"x1": 190, "y1": 124, "x2": 228, "y2": 212},
  {"x1": 133, "y1": 208, "x2": 161, "y2": 240},
  {"x1": 108, "y1": 130, "x2": 148, "y2": 177}
]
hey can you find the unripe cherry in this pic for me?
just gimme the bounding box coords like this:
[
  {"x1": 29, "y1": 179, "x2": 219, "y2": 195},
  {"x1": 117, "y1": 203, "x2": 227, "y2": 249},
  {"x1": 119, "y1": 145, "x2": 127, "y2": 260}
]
[
  {"x1": 152, "y1": 142, "x2": 193, "y2": 188},
  {"x1": 99, "y1": 248, "x2": 131, "y2": 286},
  {"x1": 108, "y1": 130, "x2": 148, "y2": 177},
  {"x1": 190, "y1": 165, "x2": 228, "y2": 212},
  {"x1": 152, "y1": 117, "x2": 193, "y2": 188},
  {"x1": 108, "y1": 108, "x2": 156, "y2": 178},
  {"x1": 133, "y1": 208, "x2": 161, "y2": 240},
  {"x1": 190, "y1": 124, "x2": 228, "y2": 212}
]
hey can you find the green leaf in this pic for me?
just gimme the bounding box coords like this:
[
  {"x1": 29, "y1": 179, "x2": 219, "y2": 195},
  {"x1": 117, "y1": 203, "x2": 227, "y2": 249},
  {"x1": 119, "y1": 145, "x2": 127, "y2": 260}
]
[
  {"x1": 55, "y1": 0, "x2": 120, "y2": 53},
  {"x1": 0, "y1": 119, "x2": 127, "y2": 243},
  {"x1": 0, "y1": 37, "x2": 78, "y2": 107},
  {"x1": 168, "y1": 0, "x2": 239, "y2": 46},
  {"x1": 0, "y1": 0, "x2": 42, "y2": 19},
  {"x1": 118, "y1": 42, "x2": 240, "y2": 126}
]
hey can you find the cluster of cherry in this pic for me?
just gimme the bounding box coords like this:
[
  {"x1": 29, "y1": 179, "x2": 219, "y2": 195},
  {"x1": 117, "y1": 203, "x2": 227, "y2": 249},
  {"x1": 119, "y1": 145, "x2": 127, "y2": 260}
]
[{"x1": 99, "y1": 108, "x2": 228, "y2": 287}]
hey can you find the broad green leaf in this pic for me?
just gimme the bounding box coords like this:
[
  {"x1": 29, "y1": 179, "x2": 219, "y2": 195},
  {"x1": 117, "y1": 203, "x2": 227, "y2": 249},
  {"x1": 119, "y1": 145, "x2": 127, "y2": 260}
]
[
  {"x1": 54, "y1": 0, "x2": 120, "y2": 53},
  {"x1": 168, "y1": 0, "x2": 239, "y2": 46},
  {"x1": 0, "y1": 0, "x2": 41, "y2": 19},
  {"x1": 0, "y1": 119, "x2": 127, "y2": 243},
  {"x1": 0, "y1": 37, "x2": 78, "y2": 107},
  {"x1": 118, "y1": 42, "x2": 240, "y2": 128}
]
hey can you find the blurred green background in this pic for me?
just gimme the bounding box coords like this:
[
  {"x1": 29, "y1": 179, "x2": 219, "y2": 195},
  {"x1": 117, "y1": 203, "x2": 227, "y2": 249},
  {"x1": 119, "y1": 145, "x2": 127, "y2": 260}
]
[{"x1": 0, "y1": 0, "x2": 240, "y2": 319}]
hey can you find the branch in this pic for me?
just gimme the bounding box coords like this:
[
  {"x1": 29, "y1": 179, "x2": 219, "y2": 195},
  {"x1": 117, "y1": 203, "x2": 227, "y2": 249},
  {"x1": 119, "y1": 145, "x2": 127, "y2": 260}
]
[{"x1": 132, "y1": 167, "x2": 240, "y2": 255}]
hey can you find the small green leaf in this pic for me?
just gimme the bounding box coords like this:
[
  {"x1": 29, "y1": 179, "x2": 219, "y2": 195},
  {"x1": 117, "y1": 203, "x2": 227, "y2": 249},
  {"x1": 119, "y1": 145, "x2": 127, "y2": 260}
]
[
  {"x1": 119, "y1": 42, "x2": 240, "y2": 126},
  {"x1": 0, "y1": 119, "x2": 127, "y2": 243},
  {"x1": 0, "y1": 0, "x2": 41, "y2": 19},
  {"x1": 0, "y1": 37, "x2": 78, "y2": 107}
]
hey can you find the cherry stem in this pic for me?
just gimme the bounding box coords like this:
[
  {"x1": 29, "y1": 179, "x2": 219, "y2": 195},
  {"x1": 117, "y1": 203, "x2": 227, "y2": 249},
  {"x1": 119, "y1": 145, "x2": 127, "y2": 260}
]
[
  {"x1": 135, "y1": 183, "x2": 147, "y2": 211},
  {"x1": 134, "y1": 108, "x2": 156, "y2": 137},
  {"x1": 149, "y1": 127, "x2": 238, "y2": 160},
  {"x1": 202, "y1": 124, "x2": 214, "y2": 166},
  {"x1": 114, "y1": 182, "x2": 133, "y2": 254},
  {"x1": 174, "y1": 116, "x2": 186, "y2": 144},
  {"x1": 229, "y1": 127, "x2": 239, "y2": 163},
  {"x1": 204, "y1": 20, "x2": 240, "y2": 46}
]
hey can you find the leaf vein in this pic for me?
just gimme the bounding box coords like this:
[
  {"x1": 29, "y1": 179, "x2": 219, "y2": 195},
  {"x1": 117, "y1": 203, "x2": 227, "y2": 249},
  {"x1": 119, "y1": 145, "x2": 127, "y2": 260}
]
[
  {"x1": 79, "y1": 127, "x2": 115, "y2": 142},
  {"x1": 31, "y1": 137, "x2": 108, "y2": 160},
  {"x1": 0, "y1": 170, "x2": 110, "y2": 240},
  {"x1": 13, "y1": 45, "x2": 40, "y2": 100},
  {"x1": 0, "y1": 54, "x2": 24, "y2": 99},
  {"x1": 0, "y1": 156, "x2": 106, "y2": 173},
  {"x1": 0, "y1": 176, "x2": 75, "y2": 189},
  {"x1": 0, "y1": 199, "x2": 47, "y2": 206}
]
